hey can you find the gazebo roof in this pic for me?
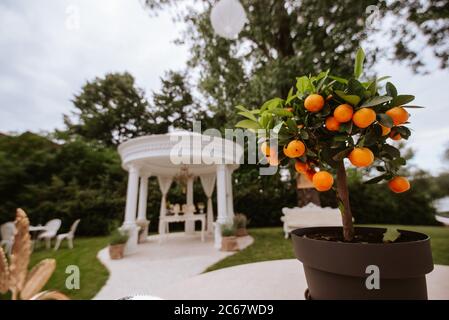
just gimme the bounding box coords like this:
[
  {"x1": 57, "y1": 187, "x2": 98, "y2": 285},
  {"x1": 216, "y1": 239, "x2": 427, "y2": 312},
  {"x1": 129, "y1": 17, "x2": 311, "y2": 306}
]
[{"x1": 117, "y1": 132, "x2": 244, "y2": 176}]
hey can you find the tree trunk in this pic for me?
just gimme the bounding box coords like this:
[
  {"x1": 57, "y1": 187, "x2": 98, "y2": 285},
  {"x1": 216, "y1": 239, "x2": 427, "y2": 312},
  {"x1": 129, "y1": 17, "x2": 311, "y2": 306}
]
[
  {"x1": 296, "y1": 175, "x2": 321, "y2": 207},
  {"x1": 336, "y1": 161, "x2": 354, "y2": 242}
]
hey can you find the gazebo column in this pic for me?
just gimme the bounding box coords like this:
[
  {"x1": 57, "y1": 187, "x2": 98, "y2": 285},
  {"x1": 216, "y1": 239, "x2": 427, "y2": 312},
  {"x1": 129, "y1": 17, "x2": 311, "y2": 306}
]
[
  {"x1": 226, "y1": 166, "x2": 235, "y2": 220},
  {"x1": 215, "y1": 164, "x2": 229, "y2": 249},
  {"x1": 136, "y1": 174, "x2": 150, "y2": 243},
  {"x1": 122, "y1": 164, "x2": 140, "y2": 254},
  {"x1": 185, "y1": 176, "x2": 195, "y2": 234}
]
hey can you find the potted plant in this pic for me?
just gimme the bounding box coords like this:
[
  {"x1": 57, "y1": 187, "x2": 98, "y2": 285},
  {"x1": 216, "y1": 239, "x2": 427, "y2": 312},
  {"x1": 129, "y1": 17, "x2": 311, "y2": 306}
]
[
  {"x1": 109, "y1": 229, "x2": 129, "y2": 260},
  {"x1": 235, "y1": 48, "x2": 433, "y2": 299},
  {"x1": 233, "y1": 213, "x2": 249, "y2": 237},
  {"x1": 221, "y1": 224, "x2": 238, "y2": 251}
]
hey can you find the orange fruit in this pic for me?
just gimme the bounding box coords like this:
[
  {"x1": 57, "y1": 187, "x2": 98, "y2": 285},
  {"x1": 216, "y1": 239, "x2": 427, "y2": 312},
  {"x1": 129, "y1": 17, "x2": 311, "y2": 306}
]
[
  {"x1": 386, "y1": 107, "x2": 409, "y2": 126},
  {"x1": 389, "y1": 132, "x2": 402, "y2": 141},
  {"x1": 348, "y1": 147, "x2": 374, "y2": 167},
  {"x1": 325, "y1": 116, "x2": 341, "y2": 131},
  {"x1": 286, "y1": 107, "x2": 293, "y2": 113},
  {"x1": 334, "y1": 104, "x2": 353, "y2": 123},
  {"x1": 380, "y1": 124, "x2": 391, "y2": 136},
  {"x1": 352, "y1": 108, "x2": 376, "y2": 128},
  {"x1": 285, "y1": 140, "x2": 306, "y2": 158},
  {"x1": 283, "y1": 145, "x2": 293, "y2": 158},
  {"x1": 388, "y1": 176, "x2": 410, "y2": 193},
  {"x1": 295, "y1": 161, "x2": 309, "y2": 173},
  {"x1": 304, "y1": 94, "x2": 325, "y2": 112},
  {"x1": 260, "y1": 141, "x2": 271, "y2": 157},
  {"x1": 312, "y1": 171, "x2": 334, "y2": 192}
]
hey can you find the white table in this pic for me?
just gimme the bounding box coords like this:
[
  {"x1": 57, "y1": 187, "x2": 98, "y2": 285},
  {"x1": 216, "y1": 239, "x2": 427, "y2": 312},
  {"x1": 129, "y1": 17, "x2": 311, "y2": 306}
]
[{"x1": 159, "y1": 214, "x2": 206, "y2": 243}]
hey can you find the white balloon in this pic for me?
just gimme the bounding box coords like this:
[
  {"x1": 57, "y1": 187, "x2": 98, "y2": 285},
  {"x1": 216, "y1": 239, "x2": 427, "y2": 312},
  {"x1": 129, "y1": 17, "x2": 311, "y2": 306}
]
[{"x1": 210, "y1": 0, "x2": 247, "y2": 39}]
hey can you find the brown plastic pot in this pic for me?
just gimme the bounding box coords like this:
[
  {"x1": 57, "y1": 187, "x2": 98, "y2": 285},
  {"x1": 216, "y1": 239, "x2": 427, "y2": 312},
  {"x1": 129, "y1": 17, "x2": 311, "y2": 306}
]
[
  {"x1": 109, "y1": 244, "x2": 125, "y2": 260},
  {"x1": 221, "y1": 236, "x2": 239, "y2": 251},
  {"x1": 292, "y1": 226, "x2": 434, "y2": 300}
]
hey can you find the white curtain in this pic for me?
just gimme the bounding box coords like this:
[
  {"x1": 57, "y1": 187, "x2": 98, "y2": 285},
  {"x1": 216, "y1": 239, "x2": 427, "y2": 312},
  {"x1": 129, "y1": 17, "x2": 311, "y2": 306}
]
[
  {"x1": 200, "y1": 174, "x2": 216, "y2": 233},
  {"x1": 158, "y1": 176, "x2": 173, "y2": 234}
]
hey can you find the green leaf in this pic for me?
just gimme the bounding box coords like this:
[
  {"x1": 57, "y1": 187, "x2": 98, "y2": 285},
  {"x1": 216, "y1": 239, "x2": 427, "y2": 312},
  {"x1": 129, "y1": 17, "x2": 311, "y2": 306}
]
[
  {"x1": 391, "y1": 157, "x2": 406, "y2": 166},
  {"x1": 334, "y1": 90, "x2": 361, "y2": 106},
  {"x1": 391, "y1": 95, "x2": 415, "y2": 106},
  {"x1": 286, "y1": 87, "x2": 296, "y2": 104},
  {"x1": 364, "y1": 174, "x2": 388, "y2": 184},
  {"x1": 386, "y1": 82, "x2": 398, "y2": 98},
  {"x1": 300, "y1": 129, "x2": 309, "y2": 140},
  {"x1": 340, "y1": 122, "x2": 353, "y2": 134},
  {"x1": 377, "y1": 76, "x2": 391, "y2": 82},
  {"x1": 354, "y1": 47, "x2": 365, "y2": 79},
  {"x1": 383, "y1": 144, "x2": 400, "y2": 158},
  {"x1": 259, "y1": 112, "x2": 272, "y2": 128},
  {"x1": 235, "y1": 119, "x2": 261, "y2": 130},
  {"x1": 332, "y1": 148, "x2": 352, "y2": 161},
  {"x1": 296, "y1": 76, "x2": 311, "y2": 95},
  {"x1": 383, "y1": 228, "x2": 401, "y2": 243},
  {"x1": 272, "y1": 122, "x2": 284, "y2": 134},
  {"x1": 235, "y1": 105, "x2": 250, "y2": 113},
  {"x1": 238, "y1": 111, "x2": 258, "y2": 122},
  {"x1": 367, "y1": 80, "x2": 377, "y2": 96},
  {"x1": 286, "y1": 119, "x2": 297, "y2": 132},
  {"x1": 329, "y1": 75, "x2": 348, "y2": 85},
  {"x1": 270, "y1": 108, "x2": 293, "y2": 117},
  {"x1": 316, "y1": 70, "x2": 330, "y2": 92},
  {"x1": 261, "y1": 98, "x2": 284, "y2": 111},
  {"x1": 306, "y1": 149, "x2": 317, "y2": 157},
  {"x1": 376, "y1": 113, "x2": 394, "y2": 128},
  {"x1": 361, "y1": 96, "x2": 392, "y2": 108}
]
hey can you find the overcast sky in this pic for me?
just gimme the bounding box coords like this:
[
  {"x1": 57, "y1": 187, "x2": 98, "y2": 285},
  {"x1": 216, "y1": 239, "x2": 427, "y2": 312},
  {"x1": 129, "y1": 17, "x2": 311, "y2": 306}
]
[{"x1": 0, "y1": 0, "x2": 448, "y2": 174}]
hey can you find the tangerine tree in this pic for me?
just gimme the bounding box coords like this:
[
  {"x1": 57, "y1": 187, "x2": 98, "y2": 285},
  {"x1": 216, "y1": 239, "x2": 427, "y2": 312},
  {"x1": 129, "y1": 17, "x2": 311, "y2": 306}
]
[{"x1": 235, "y1": 48, "x2": 421, "y2": 242}]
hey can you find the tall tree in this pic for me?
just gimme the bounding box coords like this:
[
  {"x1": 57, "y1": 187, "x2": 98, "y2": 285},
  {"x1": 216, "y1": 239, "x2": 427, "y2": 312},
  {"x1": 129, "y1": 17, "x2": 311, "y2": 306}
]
[
  {"x1": 63, "y1": 72, "x2": 154, "y2": 147},
  {"x1": 142, "y1": 0, "x2": 448, "y2": 209},
  {"x1": 144, "y1": 0, "x2": 381, "y2": 207},
  {"x1": 152, "y1": 71, "x2": 203, "y2": 132},
  {"x1": 389, "y1": 0, "x2": 449, "y2": 71}
]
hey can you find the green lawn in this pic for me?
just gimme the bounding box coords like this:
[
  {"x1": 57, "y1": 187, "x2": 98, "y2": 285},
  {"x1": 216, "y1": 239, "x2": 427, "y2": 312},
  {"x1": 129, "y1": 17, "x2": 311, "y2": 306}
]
[
  {"x1": 1, "y1": 236, "x2": 109, "y2": 300},
  {"x1": 206, "y1": 225, "x2": 449, "y2": 272},
  {"x1": 2, "y1": 225, "x2": 448, "y2": 300}
]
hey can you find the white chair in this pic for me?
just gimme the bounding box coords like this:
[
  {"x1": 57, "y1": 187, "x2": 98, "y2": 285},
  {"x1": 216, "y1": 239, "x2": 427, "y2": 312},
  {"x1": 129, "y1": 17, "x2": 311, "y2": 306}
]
[
  {"x1": 173, "y1": 204, "x2": 180, "y2": 215},
  {"x1": 54, "y1": 219, "x2": 80, "y2": 251},
  {"x1": 37, "y1": 219, "x2": 62, "y2": 249},
  {"x1": 0, "y1": 222, "x2": 16, "y2": 255}
]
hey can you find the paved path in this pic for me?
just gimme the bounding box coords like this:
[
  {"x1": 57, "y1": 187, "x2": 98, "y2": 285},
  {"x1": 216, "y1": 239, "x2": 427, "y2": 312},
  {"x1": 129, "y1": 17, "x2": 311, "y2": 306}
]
[
  {"x1": 94, "y1": 232, "x2": 253, "y2": 300},
  {"x1": 156, "y1": 259, "x2": 449, "y2": 300},
  {"x1": 95, "y1": 232, "x2": 449, "y2": 300}
]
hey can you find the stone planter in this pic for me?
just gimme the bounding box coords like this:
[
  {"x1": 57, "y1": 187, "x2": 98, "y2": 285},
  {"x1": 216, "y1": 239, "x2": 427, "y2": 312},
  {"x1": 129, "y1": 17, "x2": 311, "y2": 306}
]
[
  {"x1": 235, "y1": 227, "x2": 248, "y2": 237},
  {"x1": 221, "y1": 236, "x2": 239, "y2": 251},
  {"x1": 292, "y1": 226, "x2": 434, "y2": 300},
  {"x1": 109, "y1": 244, "x2": 125, "y2": 260}
]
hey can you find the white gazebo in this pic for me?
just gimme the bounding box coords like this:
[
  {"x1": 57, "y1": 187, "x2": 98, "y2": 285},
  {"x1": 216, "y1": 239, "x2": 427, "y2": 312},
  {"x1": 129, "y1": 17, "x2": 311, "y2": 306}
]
[{"x1": 117, "y1": 132, "x2": 244, "y2": 253}]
